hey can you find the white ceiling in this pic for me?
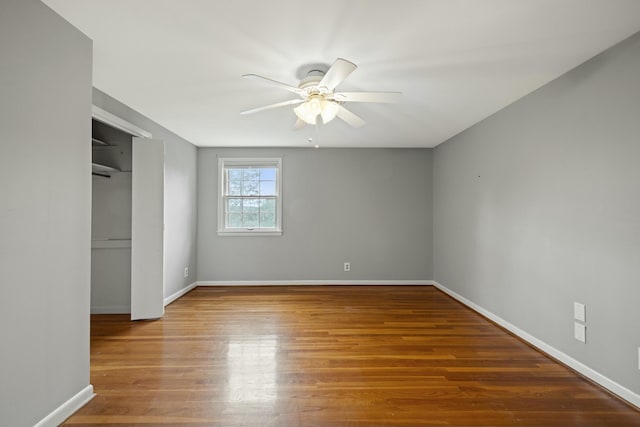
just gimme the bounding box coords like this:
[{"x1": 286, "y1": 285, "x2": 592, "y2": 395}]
[{"x1": 43, "y1": 0, "x2": 640, "y2": 148}]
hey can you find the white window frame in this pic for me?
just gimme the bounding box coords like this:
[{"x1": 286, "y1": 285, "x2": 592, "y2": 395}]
[{"x1": 217, "y1": 157, "x2": 282, "y2": 236}]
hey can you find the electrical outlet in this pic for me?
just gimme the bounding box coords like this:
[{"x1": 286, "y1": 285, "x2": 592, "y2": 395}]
[
  {"x1": 344, "y1": 262, "x2": 351, "y2": 272},
  {"x1": 574, "y1": 302, "x2": 586, "y2": 322},
  {"x1": 574, "y1": 322, "x2": 586, "y2": 343},
  {"x1": 184, "y1": 267, "x2": 189, "y2": 278}
]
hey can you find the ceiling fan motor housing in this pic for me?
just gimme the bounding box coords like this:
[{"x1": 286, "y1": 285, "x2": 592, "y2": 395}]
[{"x1": 298, "y1": 69, "x2": 326, "y2": 91}]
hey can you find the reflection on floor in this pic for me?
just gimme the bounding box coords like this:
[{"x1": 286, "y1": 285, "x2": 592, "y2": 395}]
[{"x1": 227, "y1": 335, "x2": 278, "y2": 404}]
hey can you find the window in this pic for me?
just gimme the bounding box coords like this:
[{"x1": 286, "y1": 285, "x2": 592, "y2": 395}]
[{"x1": 217, "y1": 158, "x2": 282, "y2": 236}]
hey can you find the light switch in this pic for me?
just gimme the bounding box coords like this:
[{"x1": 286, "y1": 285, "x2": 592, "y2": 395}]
[
  {"x1": 574, "y1": 322, "x2": 586, "y2": 343},
  {"x1": 574, "y1": 302, "x2": 586, "y2": 322}
]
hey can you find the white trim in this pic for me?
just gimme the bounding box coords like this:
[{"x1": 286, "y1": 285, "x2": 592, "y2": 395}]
[
  {"x1": 217, "y1": 230, "x2": 282, "y2": 237},
  {"x1": 92, "y1": 105, "x2": 152, "y2": 138},
  {"x1": 432, "y1": 281, "x2": 640, "y2": 410},
  {"x1": 90, "y1": 305, "x2": 130, "y2": 314},
  {"x1": 198, "y1": 280, "x2": 434, "y2": 286},
  {"x1": 34, "y1": 384, "x2": 95, "y2": 427},
  {"x1": 164, "y1": 281, "x2": 198, "y2": 306}
]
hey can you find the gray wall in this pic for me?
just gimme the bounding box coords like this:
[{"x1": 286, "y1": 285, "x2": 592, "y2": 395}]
[
  {"x1": 433, "y1": 31, "x2": 640, "y2": 395},
  {"x1": 198, "y1": 148, "x2": 433, "y2": 281},
  {"x1": 92, "y1": 88, "x2": 198, "y2": 299},
  {"x1": 0, "y1": 0, "x2": 92, "y2": 425},
  {"x1": 92, "y1": 173, "x2": 132, "y2": 241}
]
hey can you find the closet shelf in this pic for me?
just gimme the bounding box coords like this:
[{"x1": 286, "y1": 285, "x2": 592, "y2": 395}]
[
  {"x1": 91, "y1": 239, "x2": 132, "y2": 249},
  {"x1": 92, "y1": 137, "x2": 111, "y2": 146},
  {"x1": 92, "y1": 162, "x2": 120, "y2": 177}
]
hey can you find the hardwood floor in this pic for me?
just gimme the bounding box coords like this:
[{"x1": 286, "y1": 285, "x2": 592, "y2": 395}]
[{"x1": 65, "y1": 286, "x2": 640, "y2": 426}]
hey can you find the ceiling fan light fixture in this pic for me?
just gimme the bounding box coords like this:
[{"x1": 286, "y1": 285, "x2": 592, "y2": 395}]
[
  {"x1": 294, "y1": 96, "x2": 321, "y2": 125},
  {"x1": 320, "y1": 99, "x2": 339, "y2": 124},
  {"x1": 295, "y1": 95, "x2": 340, "y2": 125},
  {"x1": 293, "y1": 102, "x2": 315, "y2": 125}
]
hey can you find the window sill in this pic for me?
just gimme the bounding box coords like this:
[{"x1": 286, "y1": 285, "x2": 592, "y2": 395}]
[{"x1": 217, "y1": 230, "x2": 282, "y2": 237}]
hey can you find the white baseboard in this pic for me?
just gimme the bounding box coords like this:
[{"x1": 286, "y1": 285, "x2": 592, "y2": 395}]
[
  {"x1": 198, "y1": 280, "x2": 434, "y2": 286},
  {"x1": 90, "y1": 305, "x2": 130, "y2": 314},
  {"x1": 164, "y1": 281, "x2": 198, "y2": 306},
  {"x1": 34, "y1": 384, "x2": 95, "y2": 427},
  {"x1": 432, "y1": 281, "x2": 640, "y2": 409}
]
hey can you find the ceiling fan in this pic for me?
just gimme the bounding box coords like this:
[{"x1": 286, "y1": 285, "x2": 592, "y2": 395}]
[{"x1": 240, "y1": 58, "x2": 401, "y2": 128}]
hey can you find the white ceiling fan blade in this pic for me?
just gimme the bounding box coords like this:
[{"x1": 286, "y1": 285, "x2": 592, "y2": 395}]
[
  {"x1": 241, "y1": 99, "x2": 304, "y2": 115},
  {"x1": 242, "y1": 74, "x2": 304, "y2": 95},
  {"x1": 336, "y1": 105, "x2": 366, "y2": 128},
  {"x1": 318, "y1": 58, "x2": 357, "y2": 91},
  {"x1": 293, "y1": 118, "x2": 307, "y2": 130},
  {"x1": 334, "y1": 91, "x2": 402, "y2": 103}
]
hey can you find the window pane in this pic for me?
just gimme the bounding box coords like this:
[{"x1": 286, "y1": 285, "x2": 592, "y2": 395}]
[
  {"x1": 260, "y1": 212, "x2": 276, "y2": 228},
  {"x1": 243, "y1": 168, "x2": 259, "y2": 181},
  {"x1": 228, "y1": 180, "x2": 242, "y2": 196},
  {"x1": 259, "y1": 180, "x2": 276, "y2": 196},
  {"x1": 228, "y1": 213, "x2": 243, "y2": 228},
  {"x1": 242, "y1": 180, "x2": 259, "y2": 196},
  {"x1": 259, "y1": 168, "x2": 276, "y2": 181},
  {"x1": 259, "y1": 198, "x2": 275, "y2": 213},
  {"x1": 227, "y1": 198, "x2": 242, "y2": 212},
  {"x1": 243, "y1": 198, "x2": 259, "y2": 214},
  {"x1": 228, "y1": 169, "x2": 243, "y2": 181},
  {"x1": 244, "y1": 213, "x2": 258, "y2": 228}
]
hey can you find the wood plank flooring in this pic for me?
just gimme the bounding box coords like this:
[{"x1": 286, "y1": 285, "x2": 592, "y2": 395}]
[{"x1": 64, "y1": 286, "x2": 640, "y2": 426}]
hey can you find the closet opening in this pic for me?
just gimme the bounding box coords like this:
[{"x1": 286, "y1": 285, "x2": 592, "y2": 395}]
[
  {"x1": 90, "y1": 116, "x2": 134, "y2": 314},
  {"x1": 90, "y1": 106, "x2": 163, "y2": 321}
]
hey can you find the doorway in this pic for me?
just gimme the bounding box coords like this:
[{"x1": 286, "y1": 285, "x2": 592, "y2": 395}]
[{"x1": 90, "y1": 105, "x2": 164, "y2": 320}]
